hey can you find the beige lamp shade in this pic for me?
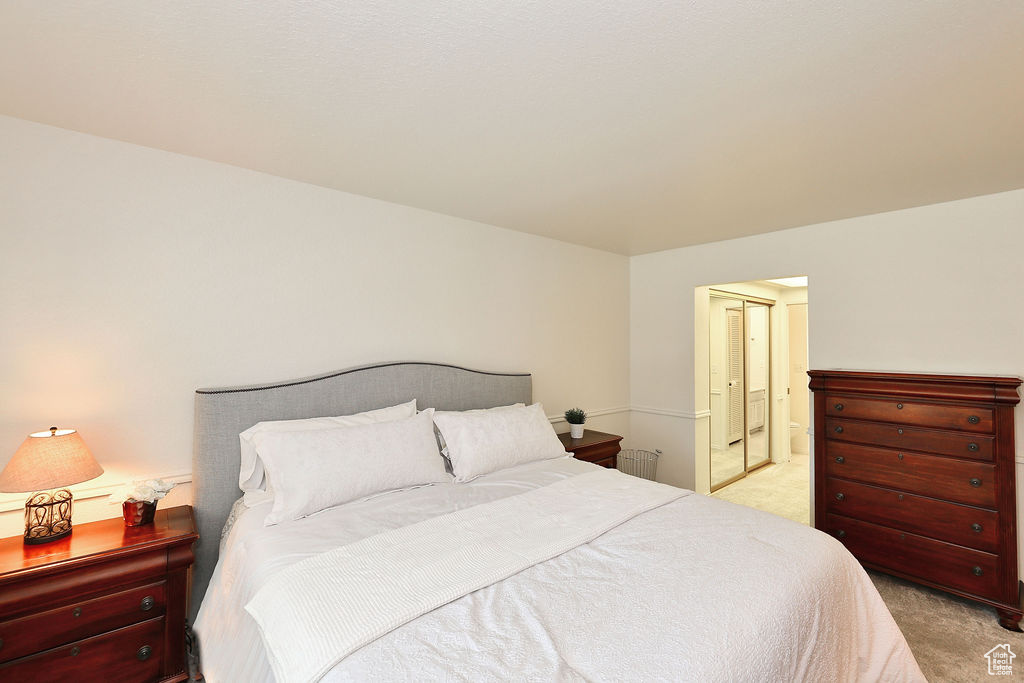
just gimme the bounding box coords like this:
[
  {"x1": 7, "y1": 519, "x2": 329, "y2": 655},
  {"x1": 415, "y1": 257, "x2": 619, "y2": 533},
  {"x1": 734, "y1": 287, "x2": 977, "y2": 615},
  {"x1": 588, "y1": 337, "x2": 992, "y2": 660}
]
[{"x1": 0, "y1": 428, "x2": 104, "y2": 493}]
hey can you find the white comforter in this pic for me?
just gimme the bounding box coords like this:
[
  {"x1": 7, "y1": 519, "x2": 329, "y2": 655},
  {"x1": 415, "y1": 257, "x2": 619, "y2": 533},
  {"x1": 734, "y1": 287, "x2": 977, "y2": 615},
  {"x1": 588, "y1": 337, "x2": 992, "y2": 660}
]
[{"x1": 195, "y1": 457, "x2": 924, "y2": 682}]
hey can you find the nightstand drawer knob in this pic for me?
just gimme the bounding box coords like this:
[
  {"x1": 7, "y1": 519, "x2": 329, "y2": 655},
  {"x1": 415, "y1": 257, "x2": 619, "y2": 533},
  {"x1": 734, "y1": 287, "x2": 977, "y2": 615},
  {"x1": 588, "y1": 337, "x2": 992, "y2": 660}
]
[
  {"x1": 836, "y1": 530, "x2": 846, "y2": 538},
  {"x1": 968, "y1": 442, "x2": 979, "y2": 452},
  {"x1": 970, "y1": 478, "x2": 982, "y2": 488},
  {"x1": 70, "y1": 646, "x2": 80, "y2": 657},
  {"x1": 834, "y1": 402, "x2": 844, "y2": 411},
  {"x1": 834, "y1": 425, "x2": 844, "y2": 434},
  {"x1": 835, "y1": 492, "x2": 845, "y2": 501},
  {"x1": 968, "y1": 415, "x2": 980, "y2": 424},
  {"x1": 972, "y1": 523, "x2": 983, "y2": 533},
  {"x1": 140, "y1": 596, "x2": 155, "y2": 611},
  {"x1": 896, "y1": 403, "x2": 903, "y2": 409},
  {"x1": 897, "y1": 428, "x2": 904, "y2": 435},
  {"x1": 972, "y1": 566, "x2": 984, "y2": 577},
  {"x1": 137, "y1": 645, "x2": 152, "y2": 661},
  {"x1": 72, "y1": 607, "x2": 82, "y2": 618},
  {"x1": 834, "y1": 456, "x2": 845, "y2": 464}
]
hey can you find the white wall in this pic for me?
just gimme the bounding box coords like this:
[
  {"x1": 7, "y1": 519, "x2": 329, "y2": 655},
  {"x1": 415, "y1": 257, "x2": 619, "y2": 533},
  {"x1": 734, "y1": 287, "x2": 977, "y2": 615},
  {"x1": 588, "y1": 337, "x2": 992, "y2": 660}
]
[
  {"x1": 0, "y1": 116, "x2": 630, "y2": 537},
  {"x1": 630, "y1": 188, "x2": 1024, "y2": 567}
]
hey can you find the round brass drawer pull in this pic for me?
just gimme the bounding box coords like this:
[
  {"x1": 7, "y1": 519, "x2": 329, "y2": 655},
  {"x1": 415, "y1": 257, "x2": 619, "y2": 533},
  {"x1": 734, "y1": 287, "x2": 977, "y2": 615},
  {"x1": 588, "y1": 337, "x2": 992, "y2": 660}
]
[
  {"x1": 896, "y1": 403, "x2": 904, "y2": 409},
  {"x1": 972, "y1": 566, "x2": 984, "y2": 577},
  {"x1": 835, "y1": 492, "x2": 845, "y2": 501},
  {"x1": 836, "y1": 530, "x2": 846, "y2": 538},
  {"x1": 968, "y1": 442, "x2": 979, "y2": 452},
  {"x1": 70, "y1": 646, "x2": 80, "y2": 657},
  {"x1": 834, "y1": 425, "x2": 844, "y2": 434},
  {"x1": 834, "y1": 403, "x2": 844, "y2": 411},
  {"x1": 72, "y1": 607, "x2": 81, "y2": 618},
  {"x1": 897, "y1": 428, "x2": 904, "y2": 435},
  {"x1": 972, "y1": 523, "x2": 983, "y2": 533},
  {"x1": 970, "y1": 478, "x2": 982, "y2": 487},
  {"x1": 968, "y1": 415, "x2": 980, "y2": 424},
  {"x1": 835, "y1": 456, "x2": 845, "y2": 464},
  {"x1": 137, "y1": 645, "x2": 152, "y2": 661},
  {"x1": 140, "y1": 596, "x2": 155, "y2": 611}
]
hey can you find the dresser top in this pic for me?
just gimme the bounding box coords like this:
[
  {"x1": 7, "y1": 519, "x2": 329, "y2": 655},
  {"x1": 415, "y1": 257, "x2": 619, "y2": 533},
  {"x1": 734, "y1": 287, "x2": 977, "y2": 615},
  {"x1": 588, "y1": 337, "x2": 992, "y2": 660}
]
[
  {"x1": 808, "y1": 370, "x2": 1021, "y2": 405},
  {"x1": 0, "y1": 505, "x2": 197, "y2": 583}
]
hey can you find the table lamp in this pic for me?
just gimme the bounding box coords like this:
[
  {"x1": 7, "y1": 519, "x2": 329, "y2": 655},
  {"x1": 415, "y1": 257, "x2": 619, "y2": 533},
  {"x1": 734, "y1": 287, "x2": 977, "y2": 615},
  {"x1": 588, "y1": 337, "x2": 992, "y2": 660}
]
[{"x1": 0, "y1": 427, "x2": 104, "y2": 544}]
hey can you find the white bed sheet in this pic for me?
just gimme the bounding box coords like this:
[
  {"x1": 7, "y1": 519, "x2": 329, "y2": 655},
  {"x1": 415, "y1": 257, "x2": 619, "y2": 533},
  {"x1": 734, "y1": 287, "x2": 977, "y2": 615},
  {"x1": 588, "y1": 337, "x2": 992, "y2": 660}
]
[{"x1": 195, "y1": 457, "x2": 923, "y2": 682}]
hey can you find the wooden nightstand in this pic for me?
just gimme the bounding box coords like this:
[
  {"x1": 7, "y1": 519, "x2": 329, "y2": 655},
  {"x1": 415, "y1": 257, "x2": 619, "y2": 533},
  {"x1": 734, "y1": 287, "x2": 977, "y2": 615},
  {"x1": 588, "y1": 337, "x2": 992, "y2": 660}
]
[
  {"x1": 558, "y1": 429, "x2": 623, "y2": 468},
  {"x1": 0, "y1": 505, "x2": 198, "y2": 682}
]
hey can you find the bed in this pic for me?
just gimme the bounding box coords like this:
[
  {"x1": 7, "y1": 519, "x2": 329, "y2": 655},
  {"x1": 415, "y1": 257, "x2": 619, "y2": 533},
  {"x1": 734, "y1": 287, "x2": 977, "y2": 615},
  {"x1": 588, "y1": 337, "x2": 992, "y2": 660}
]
[{"x1": 190, "y1": 361, "x2": 923, "y2": 682}]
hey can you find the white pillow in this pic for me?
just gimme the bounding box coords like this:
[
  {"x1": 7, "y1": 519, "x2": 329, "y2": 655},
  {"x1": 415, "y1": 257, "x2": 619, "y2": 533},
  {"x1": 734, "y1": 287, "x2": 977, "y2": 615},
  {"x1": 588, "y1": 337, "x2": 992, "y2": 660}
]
[
  {"x1": 433, "y1": 403, "x2": 567, "y2": 482},
  {"x1": 238, "y1": 399, "x2": 417, "y2": 507},
  {"x1": 252, "y1": 408, "x2": 449, "y2": 526}
]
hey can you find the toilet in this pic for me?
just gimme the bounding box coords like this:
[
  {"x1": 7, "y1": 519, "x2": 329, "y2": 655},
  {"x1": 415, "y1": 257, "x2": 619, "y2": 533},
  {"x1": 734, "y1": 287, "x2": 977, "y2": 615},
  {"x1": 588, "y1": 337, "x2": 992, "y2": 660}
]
[{"x1": 789, "y1": 421, "x2": 805, "y2": 455}]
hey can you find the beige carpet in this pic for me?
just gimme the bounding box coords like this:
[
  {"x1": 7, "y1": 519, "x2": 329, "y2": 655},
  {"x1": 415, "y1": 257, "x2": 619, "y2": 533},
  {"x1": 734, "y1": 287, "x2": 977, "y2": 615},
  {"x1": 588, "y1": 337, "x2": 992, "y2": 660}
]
[
  {"x1": 868, "y1": 571, "x2": 1024, "y2": 682},
  {"x1": 710, "y1": 451, "x2": 810, "y2": 525},
  {"x1": 710, "y1": 456, "x2": 1024, "y2": 681}
]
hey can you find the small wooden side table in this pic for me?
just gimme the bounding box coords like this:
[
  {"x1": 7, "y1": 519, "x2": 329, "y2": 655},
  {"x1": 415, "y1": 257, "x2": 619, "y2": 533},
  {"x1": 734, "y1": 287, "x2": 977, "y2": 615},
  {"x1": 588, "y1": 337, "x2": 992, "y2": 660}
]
[
  {"x1": 558, "y1": 429, "x2": 623, "y2": 469},
  {"x1": 0, "y1": 505, "x2": 198, "y2": 682}
]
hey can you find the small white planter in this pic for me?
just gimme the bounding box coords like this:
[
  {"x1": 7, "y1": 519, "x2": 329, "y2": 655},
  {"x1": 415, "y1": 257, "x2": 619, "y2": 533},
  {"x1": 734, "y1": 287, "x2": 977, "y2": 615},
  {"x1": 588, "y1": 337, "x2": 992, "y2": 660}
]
[{"x1": 569, "y1": 423, "x2": 585, "y2": 439}]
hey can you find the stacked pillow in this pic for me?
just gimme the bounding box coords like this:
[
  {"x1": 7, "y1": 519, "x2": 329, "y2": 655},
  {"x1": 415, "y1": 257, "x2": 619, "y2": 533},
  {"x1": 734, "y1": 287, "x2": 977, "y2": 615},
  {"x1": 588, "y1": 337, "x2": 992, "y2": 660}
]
[
  {"x1": 239, "y1": 401, "x2": 567, "y2": 526},
  {"x1": 433, "y1": 403, "x2": 568, "y2": 482}
]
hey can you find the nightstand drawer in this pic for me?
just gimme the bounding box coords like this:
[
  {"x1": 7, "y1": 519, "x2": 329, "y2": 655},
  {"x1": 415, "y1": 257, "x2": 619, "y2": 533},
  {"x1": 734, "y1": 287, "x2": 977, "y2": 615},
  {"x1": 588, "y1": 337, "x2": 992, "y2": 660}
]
[
  {"x1": 0, "y1": 581, "x2": 165, "y2": 664},
  {"x1": 0, "y1": 616, "x2": 164, "y2": 683}
]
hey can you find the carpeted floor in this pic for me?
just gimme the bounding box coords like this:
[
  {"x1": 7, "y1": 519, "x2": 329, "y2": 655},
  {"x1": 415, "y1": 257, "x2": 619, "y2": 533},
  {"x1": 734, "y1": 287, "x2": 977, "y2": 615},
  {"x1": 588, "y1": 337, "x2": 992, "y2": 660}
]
[
  {"x1": 710, "y1": 451, "x2": 810, "y2": 525},
  {"x1": 710, "y1": 456, "x2": 1024, "y2": 681},
  {"x1": 870, "y1": 571, "x2": 1024, "y2": 682}
]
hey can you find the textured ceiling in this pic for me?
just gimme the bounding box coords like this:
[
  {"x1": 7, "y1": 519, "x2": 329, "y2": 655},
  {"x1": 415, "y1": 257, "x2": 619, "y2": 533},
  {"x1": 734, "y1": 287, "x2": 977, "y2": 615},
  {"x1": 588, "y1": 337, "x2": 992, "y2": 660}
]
[{"x1": 2, "y1": 1, "x2": 1023, "y2": 255}]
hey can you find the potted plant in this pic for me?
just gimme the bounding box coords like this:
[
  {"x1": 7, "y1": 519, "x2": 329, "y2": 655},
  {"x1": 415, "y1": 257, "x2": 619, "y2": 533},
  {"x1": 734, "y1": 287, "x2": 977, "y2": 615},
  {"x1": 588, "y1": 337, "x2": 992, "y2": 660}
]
[
  {"x1": 113, "y1": 479, "x2": 176, "y2": 526},
  {"x1": 565, "y1": 408, "x2": 587, "y2": 439}
]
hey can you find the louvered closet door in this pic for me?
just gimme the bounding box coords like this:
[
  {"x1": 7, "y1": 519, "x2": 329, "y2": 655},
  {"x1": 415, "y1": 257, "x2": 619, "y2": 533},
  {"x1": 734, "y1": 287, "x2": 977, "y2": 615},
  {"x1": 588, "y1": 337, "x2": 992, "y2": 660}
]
[{"x1": 727, "y1": 308, "x2": 744, "y2": 444}]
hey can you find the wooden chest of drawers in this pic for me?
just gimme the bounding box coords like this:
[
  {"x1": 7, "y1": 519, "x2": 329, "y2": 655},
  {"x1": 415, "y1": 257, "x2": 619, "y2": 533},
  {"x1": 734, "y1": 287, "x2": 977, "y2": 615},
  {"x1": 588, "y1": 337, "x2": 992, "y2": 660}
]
[
  {"x1": 0, "y1": 506, "x2": 198, "y2": 681},
  {"x1": 809, "y1": 371, "x2": 1022, "y2": 630}
]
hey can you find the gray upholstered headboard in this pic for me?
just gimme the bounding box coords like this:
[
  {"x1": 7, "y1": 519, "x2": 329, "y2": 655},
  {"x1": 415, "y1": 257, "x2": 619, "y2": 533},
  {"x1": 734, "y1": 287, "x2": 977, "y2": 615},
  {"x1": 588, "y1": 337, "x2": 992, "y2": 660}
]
[{"x1": 190, "y1": 361, "x2": 531, "y2": 620}]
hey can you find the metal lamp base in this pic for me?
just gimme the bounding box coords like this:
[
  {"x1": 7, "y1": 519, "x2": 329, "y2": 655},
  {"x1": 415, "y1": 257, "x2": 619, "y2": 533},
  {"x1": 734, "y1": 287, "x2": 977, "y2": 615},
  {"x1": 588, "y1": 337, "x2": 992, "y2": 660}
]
[{"x1": 23, "y1": 488, "x2": 74, "y2": 545}]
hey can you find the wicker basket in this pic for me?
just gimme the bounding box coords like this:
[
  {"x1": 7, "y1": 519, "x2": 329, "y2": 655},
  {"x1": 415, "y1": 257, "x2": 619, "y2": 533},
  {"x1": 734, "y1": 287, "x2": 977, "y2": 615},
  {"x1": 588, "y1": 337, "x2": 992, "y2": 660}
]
[{"x1": 617, "y1": 449, "x2": 659, "y2": 481}]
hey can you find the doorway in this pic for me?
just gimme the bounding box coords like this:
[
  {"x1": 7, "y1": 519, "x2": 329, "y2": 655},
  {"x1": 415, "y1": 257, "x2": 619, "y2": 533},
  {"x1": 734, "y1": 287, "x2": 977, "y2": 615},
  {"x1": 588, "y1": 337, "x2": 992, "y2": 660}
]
[{"x1": 709, "y1": 291, "x2": 772, "y2": 491}]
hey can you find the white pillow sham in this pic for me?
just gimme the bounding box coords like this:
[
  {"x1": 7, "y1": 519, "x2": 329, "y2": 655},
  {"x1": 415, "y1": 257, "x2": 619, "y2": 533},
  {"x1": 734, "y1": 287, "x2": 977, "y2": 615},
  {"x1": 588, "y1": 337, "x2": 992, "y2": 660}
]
[
  {"x1": 252, "y1": 408, "x2": 450, "y2": 526},
  {"x1": 433, "y1": 402, "x2": 567, "y2": 482},
  {"x1": 238, "y1": 399, "x2": 417, "y2": 507}
]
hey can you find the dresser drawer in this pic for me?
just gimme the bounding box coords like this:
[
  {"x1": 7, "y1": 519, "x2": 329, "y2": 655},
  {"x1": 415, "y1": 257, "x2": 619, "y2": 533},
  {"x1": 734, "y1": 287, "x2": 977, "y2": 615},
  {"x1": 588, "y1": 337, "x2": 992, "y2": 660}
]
[
  {"x1": 825, "y1": 441, "x2": 996, "y2": 508},
  {"x1": 825, "y1": 478, "x2": 998, "y2": 552},
  {"x1": 826, "y1": 395, "x2": 994, "y2": 433},
  {"x1": 826, "y1": 514, "x2": 1002, "y2": 600},
  {"x1": 0, "y1": 581, "x2": 165, "y2": 664},
  {"x1": 0, "y1": 616, "x2": 164, "y2": 683},
  {"x1": 826, "y1": 417, "x2": 994, "y2": 461}
]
